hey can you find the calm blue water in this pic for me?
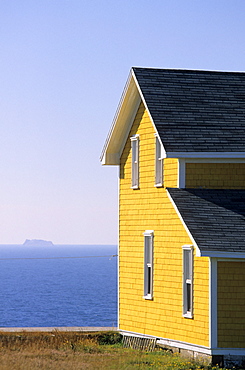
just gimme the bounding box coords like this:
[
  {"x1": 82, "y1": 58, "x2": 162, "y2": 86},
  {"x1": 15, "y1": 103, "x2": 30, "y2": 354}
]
[{"x1": 0, "y1": 245, "x2": 117, "y2": 328}]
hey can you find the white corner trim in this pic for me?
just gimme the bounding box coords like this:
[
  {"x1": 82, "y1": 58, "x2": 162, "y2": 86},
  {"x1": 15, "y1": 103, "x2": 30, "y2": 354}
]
[
  {"x1": 178, "y1": 159, "x2": 186, "y2": 188},
  {"x1": 166, "y1": 189, "x2": 200, "y2": 256},
  {"x1": 209, "y1": 258, "x2": 217, "y2": 349}
]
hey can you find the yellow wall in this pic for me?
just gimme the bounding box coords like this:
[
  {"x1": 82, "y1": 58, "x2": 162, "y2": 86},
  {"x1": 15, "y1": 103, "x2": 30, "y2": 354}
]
[
  {"x1": 164, "y1": 158, "x2": 178, "y2": 188},
  {"x1": 119, "y1": 102, "x2": 209, "y2": 347},
  {"x1": 217, "y1": 261, "x2": 245, "y2": 348},
  {"x1": 186, "y1": 163, "x2": 245, "y2": 189}
]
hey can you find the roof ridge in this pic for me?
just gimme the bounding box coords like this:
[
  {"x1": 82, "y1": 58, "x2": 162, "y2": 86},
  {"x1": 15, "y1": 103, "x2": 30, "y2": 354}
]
[{"x1": 132, "y1": 66, "x2": 245, "y2": 74}]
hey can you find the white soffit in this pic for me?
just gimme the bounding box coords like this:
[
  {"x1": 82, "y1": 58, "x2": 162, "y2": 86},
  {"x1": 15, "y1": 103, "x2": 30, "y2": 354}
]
[{"x1": 100, "y1": 71, "x2": 141, "y2": 165}]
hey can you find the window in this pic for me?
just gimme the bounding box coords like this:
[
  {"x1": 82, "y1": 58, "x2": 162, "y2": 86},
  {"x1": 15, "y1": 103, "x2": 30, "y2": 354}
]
[
  {"x1": 143, "y1": 231, "x2": 154, "y2": 299},
  {"x1": 183, "y1": 246, "x2": 193, "y2": 318},
  {"x1": 155, "y1": 135, "x2": 163, "y2": 187},
  {"x1": 131, "y1": 135, "x2": 139, "y2": 189}
]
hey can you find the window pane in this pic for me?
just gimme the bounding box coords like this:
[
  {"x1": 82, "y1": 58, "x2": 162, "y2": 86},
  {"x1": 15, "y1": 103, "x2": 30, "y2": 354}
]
[
  {"x1": 183, "y1": 247, "x2": 193, "y2": 317},
  {"x1": 144, "y1": 232, "x2": 153, "y2": 298},
  {"x1": 147, "y1": 266, "x2": 151, "y2": 295},
  {"x1": 131, "y1": 137, "x2": 139, "y2": 188},
  {"x1": 156, "y1": 137, "x2": 160, "y2": 159},
  {"x1": 186, "y1": 283, "x2": 191, "y2": 312},
  {"x1": 184, "y1": 250, "x2": 191, "y2": 280},
  {"x1": 132, "y1": 140, "x2": 137, "y2": 163},
  {"x1": 145, "y1": 236, "x2": 151, "y2": 264},
  {"x1": 155, "y1": 137, "x2": 163, "y2": 185}
]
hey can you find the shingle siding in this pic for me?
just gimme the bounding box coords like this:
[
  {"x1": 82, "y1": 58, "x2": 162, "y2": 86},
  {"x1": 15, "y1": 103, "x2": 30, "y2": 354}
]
[
  {"x1": 119, "y1": 104, "x2": 209, "y2": 347},
  {"x1": 218, "y1": 261, "x2": 245, "y2": 348},
  {"x1": 185, "y1": 163, "x2": 245, "y2": 189}
]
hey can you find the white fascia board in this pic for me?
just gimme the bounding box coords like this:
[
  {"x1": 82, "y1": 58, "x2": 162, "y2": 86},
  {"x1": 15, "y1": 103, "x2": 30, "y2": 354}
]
[
  {"x1": 166, "y1": 189, "x2": 201, "y2": 257},
  {"x1": 100, "y1": 70, "x2": 141, "y2": 165},
  {"x1": 131, "y1": 70, "x2": 167, "y2": 159},
  {"x1": 200, "y1": 250, "x2": 245, "y2": 258},
  {"x1": 101, "y1": 152, "x2": 120, "y2": 165},
  {"x1": 166, "y1": 152, "x2": 245, "y2": 159}
]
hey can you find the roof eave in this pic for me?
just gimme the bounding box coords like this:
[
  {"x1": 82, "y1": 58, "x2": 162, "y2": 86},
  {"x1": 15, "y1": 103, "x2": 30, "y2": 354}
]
[
  {"x1": 101, "y1": 68, "x2": 167, "y2": 165},
  {"x1": 100, "y1": 70, "x2": 141, "y2": 165},
  {"x1": 199, "y1": 250, "x2": 245, "y2": 258}
]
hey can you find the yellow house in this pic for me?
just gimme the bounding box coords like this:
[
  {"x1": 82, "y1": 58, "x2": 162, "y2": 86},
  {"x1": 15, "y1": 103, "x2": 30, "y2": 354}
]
[{"x1": 101, "y1": 67, "x2": 245, "y2": 367}]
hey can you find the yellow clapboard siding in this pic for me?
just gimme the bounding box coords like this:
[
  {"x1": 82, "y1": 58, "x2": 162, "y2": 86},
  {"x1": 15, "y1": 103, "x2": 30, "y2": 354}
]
[
  {"x1": 186, "y1": 163, "x2": 245, "y2": 189},
  {"x1": 119, "y1": 102, "x2": 209, "y2": 347},
  {"x1": 218, "y1": 261, "x2": 245, "y2": 348}
]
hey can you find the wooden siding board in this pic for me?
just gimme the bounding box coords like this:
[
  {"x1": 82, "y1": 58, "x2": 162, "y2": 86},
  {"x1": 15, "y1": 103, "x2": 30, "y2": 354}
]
[
  {"x1": 186, "y1": 163, "x2": 245, "y2": 189},
  {"x1": 119, "y1": 102, "x2": 209, "y2": 347},
  {"x1": 218, "y1": 261, "x2": 245, "y2": 348}
]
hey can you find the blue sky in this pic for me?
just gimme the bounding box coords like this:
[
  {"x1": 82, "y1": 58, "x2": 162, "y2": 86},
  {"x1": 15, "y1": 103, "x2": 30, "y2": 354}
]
[{"x1": 0, "y1": 1, "x2": 245, "y2": 244}]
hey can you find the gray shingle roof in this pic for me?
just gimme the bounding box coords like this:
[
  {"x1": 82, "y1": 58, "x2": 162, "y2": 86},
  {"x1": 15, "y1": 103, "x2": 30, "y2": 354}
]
[
  {"x1": 133, "y1": 67, "x2": 245, "y2": 153},
  {"x1": 167, "y1": 188, "x2": 245, "y2": 253}
]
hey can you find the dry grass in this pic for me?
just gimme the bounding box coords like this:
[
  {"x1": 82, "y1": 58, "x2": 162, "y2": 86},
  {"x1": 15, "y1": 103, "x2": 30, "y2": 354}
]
[
  {"x1": 0, "y1": 331, "x2": 230, "y2": 369},
  {"x1": 0, "y1": 331, "x2": 122, "y2": 370}
]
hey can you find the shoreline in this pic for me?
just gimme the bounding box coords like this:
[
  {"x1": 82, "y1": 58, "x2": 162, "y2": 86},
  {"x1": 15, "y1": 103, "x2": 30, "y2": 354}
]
[{"x1": 0, "y1": 326, "x2": 117, "y2": 332}]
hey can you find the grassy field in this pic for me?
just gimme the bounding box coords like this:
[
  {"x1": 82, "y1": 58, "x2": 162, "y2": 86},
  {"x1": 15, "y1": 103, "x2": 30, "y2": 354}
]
[{"x1": 0, "y1": 331, "x2": 231, "y2": 369}]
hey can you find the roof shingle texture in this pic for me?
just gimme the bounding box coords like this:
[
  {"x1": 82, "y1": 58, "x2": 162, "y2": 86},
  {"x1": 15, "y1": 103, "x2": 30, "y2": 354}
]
[
  {"x1": 133, "y1": 67, "x2": 245, "y2": 152},
  {"x1": 167, "y1": 188, "x2": 245, "y2": 253}
]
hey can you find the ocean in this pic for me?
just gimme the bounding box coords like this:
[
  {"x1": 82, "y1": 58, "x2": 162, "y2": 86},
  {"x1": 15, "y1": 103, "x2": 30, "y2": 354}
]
[{"x1": 0, "y1": 245, "x2": 117, "y2": 328}]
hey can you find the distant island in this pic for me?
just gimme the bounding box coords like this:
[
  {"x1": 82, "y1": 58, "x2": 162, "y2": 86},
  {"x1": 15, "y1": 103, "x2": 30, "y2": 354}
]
[{"x1": 23, "y1": 239, "x2": 54, "y2": 247}]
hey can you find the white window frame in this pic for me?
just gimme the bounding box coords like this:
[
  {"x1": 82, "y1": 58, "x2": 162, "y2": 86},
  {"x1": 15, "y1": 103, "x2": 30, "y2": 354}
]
[
  {"x1": 131, "y1": 135, "x2": 139, "y2": 189},
  {"x1": 155, "y1": 135, "x2": 163, "y2": 187},
  {"x1": 143, "y1": 230, "x2": 154, "y2": 300},
  {"x1": 182, "y1": 245, "x2": 193, "y2": 318}
]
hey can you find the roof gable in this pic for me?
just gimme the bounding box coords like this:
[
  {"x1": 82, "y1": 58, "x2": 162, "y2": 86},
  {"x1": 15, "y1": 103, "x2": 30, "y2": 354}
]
[{"x1": 100, "y1": 69, "x2": 163, "y2": 165}]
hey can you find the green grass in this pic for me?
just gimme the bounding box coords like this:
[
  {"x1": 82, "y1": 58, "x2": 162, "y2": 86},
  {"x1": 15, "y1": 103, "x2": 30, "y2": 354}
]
[{"x1": 0, "y1": 331, "x2": 234, "y2": 369}]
